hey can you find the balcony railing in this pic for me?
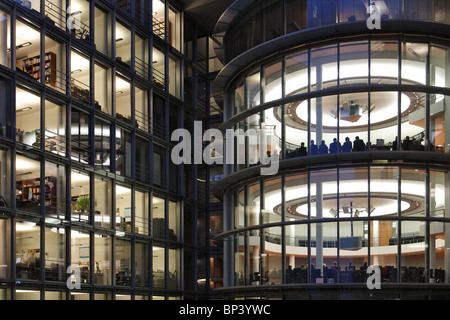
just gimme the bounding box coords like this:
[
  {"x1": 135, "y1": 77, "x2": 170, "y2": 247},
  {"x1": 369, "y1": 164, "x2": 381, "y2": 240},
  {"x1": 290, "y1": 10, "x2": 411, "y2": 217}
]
[
  {"x1": 135, "y1": 56, "x2": 149, "y2": 79},
  {"x1": 44, "y1": 0, "x2": 66, "y2": 30},
  {"x1": 135, "y1": 109, "x2": 150, "y2": 132}
]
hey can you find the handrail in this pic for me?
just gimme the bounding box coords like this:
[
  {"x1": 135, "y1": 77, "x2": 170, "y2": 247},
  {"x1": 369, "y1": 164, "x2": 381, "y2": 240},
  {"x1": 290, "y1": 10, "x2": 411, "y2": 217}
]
[{"x1": 44, "y1": 1, "x2": 66, "y2": 30}]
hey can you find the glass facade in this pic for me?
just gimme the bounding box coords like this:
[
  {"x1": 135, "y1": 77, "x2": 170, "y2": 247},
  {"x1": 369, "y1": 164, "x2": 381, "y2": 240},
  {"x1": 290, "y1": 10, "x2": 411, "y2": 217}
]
[
  {"x1": 227, "y1": 167, "x2": 450, "y2": 287},
  {"x1": 0, "y1": 0, "x2": 198, "y2": 300},
  {"x1": 225, "y1": 0, "x2": 450, "y2": 62},
  {"x1": 215, "y1": 0, "x2": 450, "y2": 300},
  {"x1": 227, "y1": 39, "x2": 450, "y2": 174}
]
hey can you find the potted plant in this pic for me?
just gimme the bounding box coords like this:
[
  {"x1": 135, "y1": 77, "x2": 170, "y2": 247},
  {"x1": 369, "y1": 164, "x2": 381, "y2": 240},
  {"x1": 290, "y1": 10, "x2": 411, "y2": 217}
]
[{"x1": 75, "y1": 197, "x2": 90, "y2": 212}]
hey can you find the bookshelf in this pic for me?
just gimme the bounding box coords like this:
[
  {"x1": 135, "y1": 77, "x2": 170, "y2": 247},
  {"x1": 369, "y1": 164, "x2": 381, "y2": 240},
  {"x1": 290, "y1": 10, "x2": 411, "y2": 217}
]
[
  {"x1": 16, "y1": 176, "x2": 58, "y2": 212},
  {"x1": 20, "y1": 52, "x2": 57, "y2": 86}
]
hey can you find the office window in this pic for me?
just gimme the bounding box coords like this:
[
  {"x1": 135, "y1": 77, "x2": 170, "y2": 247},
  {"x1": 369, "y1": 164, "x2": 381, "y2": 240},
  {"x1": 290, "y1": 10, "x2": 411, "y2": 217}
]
[
  {"x1": 94, "y1": 63, "x2": 112, "y2": 114},
  {"x1": 0, "y1": 217, "x2": 11, "y2": 279},
  {"x1": 16, "y1": 219, "x2": 41, "y2": 281},
  {"x1": 168, "y1": 55, "x2": 181, "y2": 99},
  {"x1": 402, "y1": 42, "x2": 428, "y2": 85},
  {"x1": 68, "y1": 0, "x2": 90, "y2": 41},
  {"x1": 168, "y1": 249, "x2": 180, "y2": 289},
  {"x1": 45, "y1": 100, "x2": 66, "y2": 156},
  {"x1": 153, "y1": 196, "x2": 165, "y2": 239},
  {"x1": 153, "y1": 146, "x2": 165, "y2": 187},
  {"x1": 115, "y1": 21, "x2": 131, "y2": 66},
  {"x1": 152, "y1": 0, "x2": 165, "y2": 40},
  {"x1": 71, "y1": 109, "x2": 91, "y2": 164},
  {"x1": 71, "y1": 170, "x2": 91, "y2": 224},
  {"x1": 94, "y1": 176, "x2": 112, "y2": 228},
  {"x1": 94, "y1": 234, "x2": 112, "y2": 285},
  {"x1": 115, "y1": 75, "x2": 131, "y2": 121},
  {"x1": 0, "y1": 10, "x2": 10, "y2": 68},
  {"x1": 44, "y1": 0, "x2": 67, "y2": 30},
  {"x1": 153, "y1": 246, "x2": 165, "y2": 288},
  {"x1": 135, "y1": 87, "x2": 149, "y2": 132},
  {"x1": 136, "y1": 137, "x2": 149, "y2": 183},
  {"x1": 152, "y1": 46, "x2": 165, "y2": 88},
  {"x1": 135, "y1": 34, "x2": 149, "y2": 78},
  {"x1": 135, "y1": 190, "x2": 149, "y2": 235},
  {"x1": 44, "y1": 226, "x2": 66, "y2": 282},
  {"x1": 0, "y1": 153, "x2": 8, "y2": 206},
  {"x1": 71, "y1": 230, "x2": 90, "y2": 284},
  {"x1": 44, "y1": 161, "x2": 67, "y2": 219},
  {"x1": 16, "y1": 20, "x2": 41, "y2": 83},
  {"x1": 0, "y1": 77, "x2": 11, "y2": 138},
  {"x1": 115, "y1": 185, "x2": 132, "y2": 232},
  {"x1": 135, "y1": 242, "x2": 149, "y2": 287},
  {"x1": 15, "y1": 155, "x2": 41, "y2": 214},
  {"x1": 263, "y1": 59, "x2": 282, "y2": 103},
  {"x1": 339, "y1": 0, "x2": 367, "y2": 23},
  {"x1": 246, "y1": 70, "x2": 260, "y2": 108},
  {"x1": 286, "y1": 0, "x2": 307, "y2": 33},
  {"x1": 168, "y1": 201, "x2": 180, "y2": 242},
  {"x1": 45, "y1": 34, "x2": 66, "y2": 93},
  {"x1": 71, "y1": 50, "x2": 90, "y2": 102},
  {"x1": 168, "y1": 6, "x2": 182, "y2": 51},
  {"x1": 94, "y1": 7, "x2": 112, "y2": 57},
  {"x1": 115, "y1": 238, "x2": 131, "y2": 286},
  {"x1": 16, "y1": 87, "x2": 40, "y2": 149},
  {"x1": 115, "y1": 127, "x2": 132, "y2": 178},
  {"x1": 15, "y1": 290, "x2": 40, "y2": 300},
  {"x1": 94, "y1": 118, "x2": 111, "y2": 171},
  {"x1": 153, "y1": 94, "x2": 165, "y2": 137},
  {"x1": 263, "y1": 1, "x2": 282, "y2": 42}
]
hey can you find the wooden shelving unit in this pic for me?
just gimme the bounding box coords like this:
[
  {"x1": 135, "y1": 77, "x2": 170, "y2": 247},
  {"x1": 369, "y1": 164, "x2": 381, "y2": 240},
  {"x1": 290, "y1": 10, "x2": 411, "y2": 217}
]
[
  {"x1": 20, "y1": 52, "x2": 57, "y2": 86},
  {"x1": 16, "y1": 176, "x2": 57, "y2": 212}
]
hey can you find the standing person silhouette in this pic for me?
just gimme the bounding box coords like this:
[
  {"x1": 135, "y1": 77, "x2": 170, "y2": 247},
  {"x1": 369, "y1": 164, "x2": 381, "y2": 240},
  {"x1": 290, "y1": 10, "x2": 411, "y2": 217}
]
[
  {"x1": 353, "y1": 136, "x2": 366, "y2": 152},
  {"x1": 310, "y1": 140, "x2": 318, "y2": 155},
  {"x1": 319, "y1": 140, "x2": 329, "y2": 154}
]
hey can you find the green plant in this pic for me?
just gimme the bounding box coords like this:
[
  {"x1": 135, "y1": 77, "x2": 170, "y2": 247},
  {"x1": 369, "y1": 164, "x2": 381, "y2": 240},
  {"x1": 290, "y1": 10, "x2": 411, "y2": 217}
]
[{"x1": 76, "y1": 197, "x2": 90, "y2": 212}]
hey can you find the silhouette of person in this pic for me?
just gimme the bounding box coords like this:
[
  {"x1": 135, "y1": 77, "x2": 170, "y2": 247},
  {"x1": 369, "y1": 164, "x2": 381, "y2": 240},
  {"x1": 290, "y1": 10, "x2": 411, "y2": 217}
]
[
  {"x1": 402, "y1": 136, "x2": 414, "y2": 151},
  {"x1": 342, "y1": 137, "x2": 352, "y2": 153},
  {"x1": 310, "y1": 140, "x2": 318, "y2": 155},
  {"x1": 353, "y1": 136, "x2": 366, "y2": 152},
  {"x1": 319, "y1": 140, "x2": 329, "y2": 154},
  {"x1": 329, "y1": 138, "x2": 341, "y2": 154},
  {"x1": 298, "y1": 142, "x2": 307, "y2": 157}
]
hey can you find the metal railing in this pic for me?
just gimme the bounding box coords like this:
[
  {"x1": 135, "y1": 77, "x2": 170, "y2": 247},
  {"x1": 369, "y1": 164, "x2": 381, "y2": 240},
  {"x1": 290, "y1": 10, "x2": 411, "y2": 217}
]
[
  {"x1": 44, "y1": 0, "x2": 66, "y2": 30},
  {"x1": 45, "y1": 66, "x2": 67, "y2": 94},
  {"x1": 44, "y1": 129, "x2": 66, "y2": 156},
  {"x1": 70, "y1": 77, "x2": 90, "y2": 102},
  {"x1": 152, "y1": 68, "x2": 165, "y2": 88},
  {"x1": 134, "y1": 109, "x2": 150, "y2": 132},
  {"x1": 135, "y1": 56, "x2": 149, "y2": 79}
]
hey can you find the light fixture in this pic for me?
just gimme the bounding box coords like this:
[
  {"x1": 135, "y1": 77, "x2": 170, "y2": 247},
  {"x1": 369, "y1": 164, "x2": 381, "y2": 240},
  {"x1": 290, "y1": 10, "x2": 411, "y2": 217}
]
[
  {"x1": 116, "y1": 38, "x2": 123, "y2": 42},
  {"x1": 116, "y1": 91, "x2": 123, "y2": 95},
  {"x1": 8, "y1": 42, "x2": 32, "y2": 52},
  {"x1": 16, "y1": 107, "x2": 32, "y2": 113},
  {"x1": 329, "y1": 208, "x2": 338, "y2": 217},
  {"x1": 71, "y1": 69, "x2": 82, "y2": 74}
]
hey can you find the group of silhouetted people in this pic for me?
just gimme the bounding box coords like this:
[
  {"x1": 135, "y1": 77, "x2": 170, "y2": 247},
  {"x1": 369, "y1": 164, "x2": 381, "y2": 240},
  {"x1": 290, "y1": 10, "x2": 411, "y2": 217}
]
[{"x1": 286, "y1": 135, "x2": 433, "y2": 159}]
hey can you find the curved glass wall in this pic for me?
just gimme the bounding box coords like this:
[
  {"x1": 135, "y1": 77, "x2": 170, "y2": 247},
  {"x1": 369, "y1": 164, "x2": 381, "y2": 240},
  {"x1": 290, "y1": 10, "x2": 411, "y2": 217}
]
[
  {"x1": 227, "y1": 39, "x2": 450, "y2": 173},
  {"x1": 224, "y1": 0, "x2": 450, "y2": 62},
  {"x1": 227, "y1": 166, "x2": 450, "y2": 286}
]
